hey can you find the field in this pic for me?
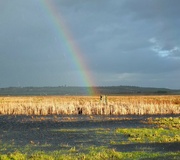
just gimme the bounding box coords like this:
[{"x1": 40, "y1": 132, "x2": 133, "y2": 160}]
[
  {"x1": 0, "y1": 95, "x2": 180, "y2": 159},
  {"x1": 0, "y1": 95, "x2": 180, "y2": 115}
]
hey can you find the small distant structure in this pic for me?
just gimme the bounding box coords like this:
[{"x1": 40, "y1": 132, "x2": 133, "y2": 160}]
[
  {"x1": 100, "y1": 95, "x2": 108, "y2": 105},
  {"x1": 77, "y1": 107, "x2": 82, "y2": 115}
]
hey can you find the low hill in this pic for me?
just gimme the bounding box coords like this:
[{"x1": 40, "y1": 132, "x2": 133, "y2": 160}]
[{"x1": 0, "y1": 86, "x2": 180, "y2": 96}]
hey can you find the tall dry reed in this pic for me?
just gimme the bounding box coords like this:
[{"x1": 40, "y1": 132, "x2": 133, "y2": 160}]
[{"x1": 0, "y1": 96, "x2": 179, "y2": 115}]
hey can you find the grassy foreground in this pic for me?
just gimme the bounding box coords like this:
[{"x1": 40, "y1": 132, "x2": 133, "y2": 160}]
[
  {"x1": 0, "y1": 147, "x2": 180, "y2": 160},
  {"x1": 0, "y1": 117, "x2": 179, "y2": 160},
  {"x1": 113, "y1": 117, "x2": 180, "y2": 144}
]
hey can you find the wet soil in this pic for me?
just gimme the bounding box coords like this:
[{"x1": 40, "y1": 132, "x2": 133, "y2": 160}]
[{"x1": 0, "y1": 114, "x2": 179, "y2": 154}]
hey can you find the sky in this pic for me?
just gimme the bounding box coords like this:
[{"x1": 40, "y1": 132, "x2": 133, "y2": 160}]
[{"x1": 0, "y1": 0, "x2": 180, "y2": 89}]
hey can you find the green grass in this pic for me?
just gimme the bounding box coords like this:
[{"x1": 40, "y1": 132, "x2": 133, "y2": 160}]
[
  {"x1": 0, "y1": 147, "x2": 180, "y2": 160},
  {"x1": 115, "y1": 128, "x2": 180, "y2": 144},
  {"x1": 147, "y1": 117, "x2": 180, "y2": 129},
  {"x1": 114, "y1": 117, "x2": 180, "y2": 144},
  {"x1": 51, "y1": 128, "x2": 107, "y2": 133}
]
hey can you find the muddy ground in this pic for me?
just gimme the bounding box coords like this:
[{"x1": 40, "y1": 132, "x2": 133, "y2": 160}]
[{"x1": 0, "y1": 114, "x2": 179, "y2": 154}]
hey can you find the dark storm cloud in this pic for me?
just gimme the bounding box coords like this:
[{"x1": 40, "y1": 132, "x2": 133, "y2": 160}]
[
  {"x1": 80, "y1": 0, "x2": 180, "y2": 76},
  {"x1": 0, "y1": 0, "x2": 180, "y2": 88}
]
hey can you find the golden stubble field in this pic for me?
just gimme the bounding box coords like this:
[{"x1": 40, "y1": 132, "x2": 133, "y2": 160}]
[{"x1": 0, "y1": 95, "x2": 180, "y2": 115}]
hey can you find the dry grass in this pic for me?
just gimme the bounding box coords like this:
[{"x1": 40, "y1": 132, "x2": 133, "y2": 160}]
[{"x1": 0, "y1": 95, "x2": 180, "y2": 115}]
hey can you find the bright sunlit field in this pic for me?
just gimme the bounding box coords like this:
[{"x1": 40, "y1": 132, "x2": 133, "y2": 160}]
[{"x1": 0, "y1": 95, "x2": 180, "y2": 115}]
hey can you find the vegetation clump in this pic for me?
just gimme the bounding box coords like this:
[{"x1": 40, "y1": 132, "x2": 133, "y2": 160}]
[
  {"x1": 115, "y1": 128, "x2": 180, "y2": 144},
  {"x1": 147, "y1": 117, "x2": 180, "y2": 129},
  {"x1": 114, "y1": 117, "x2": 180, "y2": 144},
  {"x1": 0, "y1": 147, "x2": 180, "y2": 160}
]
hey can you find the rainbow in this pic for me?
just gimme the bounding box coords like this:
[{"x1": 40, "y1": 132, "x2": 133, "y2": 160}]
[{"x1": 41, "y1": 0, "x2": 97, "y2": 95}]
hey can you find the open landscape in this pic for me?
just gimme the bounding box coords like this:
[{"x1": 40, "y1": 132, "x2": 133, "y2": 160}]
[
  {"x1": 2, "y1": 0, "x2": 180, "y2": 159},
  {"x1": 0, "y1": 95, "x2": 180, "y2": 159}
]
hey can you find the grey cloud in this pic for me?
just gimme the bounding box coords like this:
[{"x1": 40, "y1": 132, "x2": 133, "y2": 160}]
[
  {"x1": 0, "y1": 0, "x2": 180, "y2": 89},
  {"x1": 94, "y1": 71, "x2": 180, "y2": 89},
  {"x1": 122, "y1": 0, "x2": 180, "y2": 20}
]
